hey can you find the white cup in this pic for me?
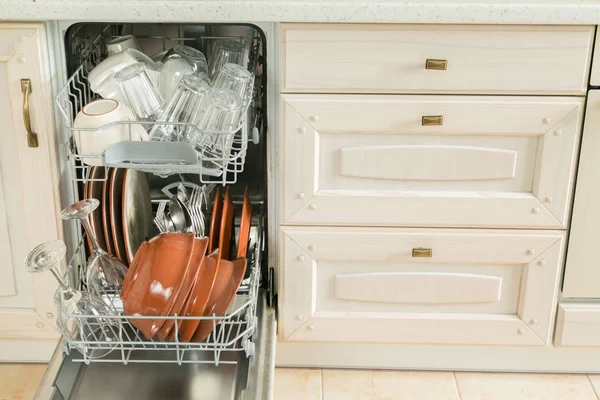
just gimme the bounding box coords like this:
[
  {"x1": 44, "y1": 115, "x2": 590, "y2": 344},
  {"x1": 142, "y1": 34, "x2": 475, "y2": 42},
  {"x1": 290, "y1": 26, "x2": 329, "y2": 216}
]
[
  {"x1": 73, "y1": 99, "x2": 149, "y2": 166},
  {"x1": 107, "y1": 35, "x2": 141, "y2": 56},
  {"x1": 88, "y1": 49, "x2": 159, "y2": 103}
]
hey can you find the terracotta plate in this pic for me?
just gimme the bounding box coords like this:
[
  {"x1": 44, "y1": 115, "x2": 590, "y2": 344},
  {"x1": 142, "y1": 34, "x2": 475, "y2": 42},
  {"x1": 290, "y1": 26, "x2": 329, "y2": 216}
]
[
  {"x1": 101, "y1": 167, "x2": 115, "y2": 255},
  {"x1": 219, "y1": 187, "x2": 234, "y2": 260},
  {"x1": 88, "y1": 166, "x2": 108, "y2": 252},
  {"x1": 109, "y1": 168, "x2": 127, "y2": 264},
  {"x1": 237, "y1": 187, "x2": 252, "y2": 259},
  {"x1": 192, "y1": 256, "x2": 247, "y2": 343},
  {"x1": 155, "y1": 237, "x2": 209, "y2": 341},
  {"x1": 208, "y1": 188, "x2": 222, "y2": 253},
  {"x1": 122, "y1": 169, "x2": 153, "y2": 264}
]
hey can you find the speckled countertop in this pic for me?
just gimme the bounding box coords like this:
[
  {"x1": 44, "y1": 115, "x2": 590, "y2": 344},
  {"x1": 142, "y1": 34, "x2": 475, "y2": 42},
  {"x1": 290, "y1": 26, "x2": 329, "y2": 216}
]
[{"x1": 0, "y1": 0, "x2": 599, "y2": 24}]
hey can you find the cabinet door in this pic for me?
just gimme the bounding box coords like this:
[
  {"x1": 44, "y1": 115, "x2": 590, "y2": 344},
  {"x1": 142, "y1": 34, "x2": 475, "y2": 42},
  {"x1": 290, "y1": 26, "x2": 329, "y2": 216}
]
[
  {"x1": 564, "y1": 90, "x2": 600, "y2": 298},
  {"x1": 0, "y1": 23, "x2": 62, "y2": 361},
  {"x1": 280, "y1": 226, "x2": 564, "y2": 346},
  {"x1": 281, "y1": 94, "x2": 583, "y2": 228}
]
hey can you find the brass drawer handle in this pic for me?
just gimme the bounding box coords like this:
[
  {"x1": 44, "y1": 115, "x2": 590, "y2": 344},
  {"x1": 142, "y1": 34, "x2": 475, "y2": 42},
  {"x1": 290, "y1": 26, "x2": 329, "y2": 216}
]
[
  {"x1": 412, "y1": 248, "x2": 432, "y2": 258},
  {"x1": 422, "y1": 115, "x2": 443, "y2": 126},
  {"x1": 425, "y1": 59, "x2": 447, "y2": 70},
  {"x1": 21, "y1": 79, "x2": 39, "y2": 148}
]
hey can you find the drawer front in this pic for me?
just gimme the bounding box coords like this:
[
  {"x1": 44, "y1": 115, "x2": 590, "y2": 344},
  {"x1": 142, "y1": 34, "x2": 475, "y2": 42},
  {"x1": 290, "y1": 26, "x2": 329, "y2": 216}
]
[
  {"x1": 281, "y1": 24, "x2": 593, "y2": 95},
  {"x1": 280, "y1": 226, "x2": 564, "y2": 346},
  {"x1": 281, "y1": 94, "x2": 583, "y2": 228},
  {"x1": 555, "y1": 303, "x2": 600, "y2": 346}
]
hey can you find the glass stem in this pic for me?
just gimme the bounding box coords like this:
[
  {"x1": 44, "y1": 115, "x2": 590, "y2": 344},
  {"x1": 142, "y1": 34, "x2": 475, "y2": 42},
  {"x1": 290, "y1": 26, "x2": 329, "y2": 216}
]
[
  {"x1": 80, "y1": 215, "x2": 102, "y2": 252},
  {"x1": 50, "y1": 267, "x2": 69, "y2": 291}
]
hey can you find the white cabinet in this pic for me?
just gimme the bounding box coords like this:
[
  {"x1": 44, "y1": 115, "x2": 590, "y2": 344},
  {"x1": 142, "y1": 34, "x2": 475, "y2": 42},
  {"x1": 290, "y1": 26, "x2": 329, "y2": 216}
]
[
  {"x1": 280, "y1": 226, "x2": 564, "y2": 346},
  {"x1": 0, "y1": 23, "x2": 62, "y2": 361},
  {"x1": 281, "y1": 94, "x2": 583, "y2": 228}
]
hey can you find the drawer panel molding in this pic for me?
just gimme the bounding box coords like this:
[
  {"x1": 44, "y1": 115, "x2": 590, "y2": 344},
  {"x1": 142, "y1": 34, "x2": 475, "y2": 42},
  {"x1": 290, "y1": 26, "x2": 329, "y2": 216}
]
[
  {"x1": 555, "y1": 303, "x2": 600, "y2": 346},
  {"x1": 280, "y1": 227, "x2": 564, "y2": 346}
]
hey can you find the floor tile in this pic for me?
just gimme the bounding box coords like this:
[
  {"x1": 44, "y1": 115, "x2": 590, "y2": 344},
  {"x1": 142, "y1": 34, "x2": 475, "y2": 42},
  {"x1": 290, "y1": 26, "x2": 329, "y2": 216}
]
[
  {"x1": 0, "y1": 364, "x2": 47, "y2": 400},
  {"x1": 455, "y1": 372, "x2": 597, "y2": 400},
  {"x1": 587, "y1": 375, "x2": 600, "y2": 398},
  {"x1": 274, "y1": 368, "x2": 322, "y2": 400},
  {"x1": 322, "y1": 369, "x2": 459, "y2": 400}
]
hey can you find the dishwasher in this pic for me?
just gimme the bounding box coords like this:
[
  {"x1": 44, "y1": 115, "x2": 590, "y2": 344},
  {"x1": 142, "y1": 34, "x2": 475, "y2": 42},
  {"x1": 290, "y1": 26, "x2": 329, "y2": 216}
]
[{"x1": 39, "y1": 22, "x2": 277, "y2": 400}]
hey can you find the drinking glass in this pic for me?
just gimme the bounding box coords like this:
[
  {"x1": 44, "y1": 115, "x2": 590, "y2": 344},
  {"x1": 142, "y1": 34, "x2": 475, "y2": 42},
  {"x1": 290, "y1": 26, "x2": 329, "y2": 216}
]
[
  {"x1": 150, "y1": 74, "x2": 211, "y2": 145},
  {"x1": 115, "y1": 62, "x2": 165, "y2": 124},
  {"x1": 159, "y1": 45, "x2": 209, "y2": 102},
  {"x1": 208, "y1": 40, "x2": 246, "y2": 79},
  {"x1": 211, "y1": 63, "x2": 254, "y2": 111},
  {"x1": 60, "y1": 199, "x2": 128, "y2": 298},
  {"x1": 24, "y1": 240, "x2": 119, "y2": 358}
]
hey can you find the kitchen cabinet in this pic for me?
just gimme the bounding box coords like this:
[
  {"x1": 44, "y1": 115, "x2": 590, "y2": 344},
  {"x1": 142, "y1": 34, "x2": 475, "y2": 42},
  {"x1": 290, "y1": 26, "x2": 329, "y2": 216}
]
[
  {"x1": 0, "y1": 23, "x2": 62, "y2": 361},
  {"x1": 281, "y1": 94, "x2": 583, "y2": 228},
  {"x1": 280, "y1": 226, "x2": 564, "y2": 346},
  {"x1": 555, "y1": 303, "x2": 600, "y2": 346}
]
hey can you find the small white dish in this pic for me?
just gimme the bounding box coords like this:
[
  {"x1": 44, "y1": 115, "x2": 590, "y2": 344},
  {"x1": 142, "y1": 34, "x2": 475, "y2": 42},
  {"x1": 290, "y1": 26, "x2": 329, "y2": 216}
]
[
  {"x1": 73, "y1": 99, "x2": 149, "y2": 166},
  {"x1": 107, "y1": 35, "x2": 141, "y2": 56}
]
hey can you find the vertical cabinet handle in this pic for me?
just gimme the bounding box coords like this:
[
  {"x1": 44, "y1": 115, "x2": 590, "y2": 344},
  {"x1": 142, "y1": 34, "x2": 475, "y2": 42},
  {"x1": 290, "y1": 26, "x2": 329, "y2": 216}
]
[{"x1": 21, "y1": 79, "x2": 39, "y2": 148}]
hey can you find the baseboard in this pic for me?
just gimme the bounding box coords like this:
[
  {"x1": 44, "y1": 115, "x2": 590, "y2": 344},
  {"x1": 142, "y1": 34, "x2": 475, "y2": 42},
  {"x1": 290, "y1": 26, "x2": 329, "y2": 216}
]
[{"x1": 276, "y1": 341, "x2": 600, "y2": 372}]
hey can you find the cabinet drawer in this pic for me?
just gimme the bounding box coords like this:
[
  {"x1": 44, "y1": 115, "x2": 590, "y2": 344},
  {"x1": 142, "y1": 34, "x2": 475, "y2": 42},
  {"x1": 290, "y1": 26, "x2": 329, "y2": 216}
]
[
  {"x1": 281, "y1": 94, "x2": 583, "y2": 228},
  {"x1": 281, "y1": 24, "x2": 593, "y2": 95},
  {"x1": 280, "y1": 226, "x2": 564, "y2": 346},
  {"x1": 555, "y1": 303, "x2": 600, "y2": 346}
]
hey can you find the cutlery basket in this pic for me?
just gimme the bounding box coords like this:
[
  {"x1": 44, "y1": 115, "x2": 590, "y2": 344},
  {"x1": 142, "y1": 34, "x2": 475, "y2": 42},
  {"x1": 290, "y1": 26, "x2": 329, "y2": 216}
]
[{"x1": 55, "y1": 24, "x2": 263, "y2": 185}]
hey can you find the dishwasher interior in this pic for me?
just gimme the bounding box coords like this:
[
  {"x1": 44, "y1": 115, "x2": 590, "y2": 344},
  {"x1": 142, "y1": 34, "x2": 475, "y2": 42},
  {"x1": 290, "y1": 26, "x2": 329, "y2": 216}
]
[{"x1": 48, "y1": 22, "x2": 274, "y2": 400}]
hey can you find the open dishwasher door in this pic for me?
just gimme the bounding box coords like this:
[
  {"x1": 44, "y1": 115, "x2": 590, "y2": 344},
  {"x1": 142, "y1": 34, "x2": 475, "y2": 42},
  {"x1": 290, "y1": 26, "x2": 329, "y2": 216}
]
[{"x1": 37, "y1": 290, "x2": 276, "y2": 400}]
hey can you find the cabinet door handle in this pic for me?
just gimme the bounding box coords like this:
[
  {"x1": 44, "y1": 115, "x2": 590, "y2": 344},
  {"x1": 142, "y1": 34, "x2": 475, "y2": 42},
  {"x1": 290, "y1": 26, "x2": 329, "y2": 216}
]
[
  {"x1": 425, "y1": 59, "x2": 448, "y2": 70},
  {"x1": 412, "y1": 248, "x2": 433, "y2": 258},
  {"x1": 422, "y1": 115, "x2": 443, "y2": 126},
  {"x1": 21, "y1": 79, "x2": 39, "y2": 148}
]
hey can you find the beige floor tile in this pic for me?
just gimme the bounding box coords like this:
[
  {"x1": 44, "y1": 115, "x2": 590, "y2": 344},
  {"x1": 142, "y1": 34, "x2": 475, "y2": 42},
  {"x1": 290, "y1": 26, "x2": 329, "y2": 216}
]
[
  {"x1": 274, "y1": 368, "x2": 322, "y2": 400},
  {"x1": 0, "y1": 364, "x2": 47, "y2": 400},
  {"x1": 322, "y1": 369, "x2": 459, "y2": 400},
  {"x1": 455, "y1": 372, "x2": 597, "y2": 400},
  {"x1": 587, "y1": 375, "x2": 600, "y2": 397}
]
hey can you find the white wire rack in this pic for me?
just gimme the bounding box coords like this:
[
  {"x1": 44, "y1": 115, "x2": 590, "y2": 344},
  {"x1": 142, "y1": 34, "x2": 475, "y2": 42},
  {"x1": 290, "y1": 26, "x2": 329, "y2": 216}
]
[
  {"x1": 55, "y1": 26, "x2": 261, "y2": 184},
  {"x1": 58, "y1": 228, "x2": 262, "y2": 366}
]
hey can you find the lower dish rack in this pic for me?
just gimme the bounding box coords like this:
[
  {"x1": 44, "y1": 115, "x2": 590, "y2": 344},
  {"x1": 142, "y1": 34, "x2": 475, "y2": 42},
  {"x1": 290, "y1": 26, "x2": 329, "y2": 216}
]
[{"x1": 58, "y1": 227, "x2": 262, "y2": 366}]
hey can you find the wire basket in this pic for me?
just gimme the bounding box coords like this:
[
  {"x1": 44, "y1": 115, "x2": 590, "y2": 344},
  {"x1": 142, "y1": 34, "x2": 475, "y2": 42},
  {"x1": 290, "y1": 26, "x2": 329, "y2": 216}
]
[
  {"x1": 58, "y1": 229, "x2": 262, "y2": 366},
  {"x1": 55, "y1": 25, "x2": 261, "y2": 185}
]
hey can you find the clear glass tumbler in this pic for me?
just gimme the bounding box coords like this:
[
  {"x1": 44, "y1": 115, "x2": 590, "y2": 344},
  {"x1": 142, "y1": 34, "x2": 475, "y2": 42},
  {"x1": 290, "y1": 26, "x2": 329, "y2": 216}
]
[
  {"x1": 208, "y1": 40, "x2": 247, "y2": 79},
  {"x1": 158, "y1": 45, "x2": 209, "y2": 103},
  {"x1": 211, "y1": 63, "x2": 254, "y2": 112},
  {"x1": 115, "y1": 62, "x2": 165, "y2": 124},
  {"x1": 150, "y1": 74, "x2": 211, "y2": 145}
]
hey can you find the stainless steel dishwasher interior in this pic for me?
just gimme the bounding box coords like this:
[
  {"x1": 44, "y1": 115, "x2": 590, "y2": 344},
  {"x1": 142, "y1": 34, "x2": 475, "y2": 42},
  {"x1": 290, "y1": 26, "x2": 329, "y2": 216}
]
[{"x1": 46, "y1": 22, "x2": 272, "y2": 400}]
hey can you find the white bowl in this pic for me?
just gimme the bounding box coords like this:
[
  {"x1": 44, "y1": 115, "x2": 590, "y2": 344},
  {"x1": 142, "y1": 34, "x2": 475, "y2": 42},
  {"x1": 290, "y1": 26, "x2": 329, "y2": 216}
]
[{"x1": 73, "y1": 99, "x2": 149, "y2": 166}]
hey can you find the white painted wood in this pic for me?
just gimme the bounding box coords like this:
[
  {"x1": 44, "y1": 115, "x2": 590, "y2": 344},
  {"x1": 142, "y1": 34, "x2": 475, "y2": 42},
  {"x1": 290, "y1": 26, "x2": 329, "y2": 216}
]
[
  {"x1": 0, "y1": 23, "x2": 62, "y2": 361},
  {"x1": 281, "y1": 94, "x2": 583, "y2": 228},
  {"x1": 555, "y1": 303, "x2": 600, "y2": 346},
  {"x1": 279, "y1": 226, "x2": 564, "y2": 345},
  {"x1": 564, "y1": 91, "x2": 600, "y2": 298},
  {"x1": 339, "y1": 146, "x2": 518, "y2": 181},
  {"x1": 281, "y1": 24, "x2": 593, "y2": 94},
  {"x1": 335, "y1": 272, "x2": 503, "y2": 304},
  {"x1": 590, "y1": 27, "x2": 600, "y2": 86}
]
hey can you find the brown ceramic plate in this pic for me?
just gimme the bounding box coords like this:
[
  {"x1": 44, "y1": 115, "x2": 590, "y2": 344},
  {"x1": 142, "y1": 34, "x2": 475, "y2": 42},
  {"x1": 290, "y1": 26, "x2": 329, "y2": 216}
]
[
  {"x1": 101, "y1": 167, "x2": 115, "y2": 255},
  {"x1": 237, "y1": 187, "x2": 252, "y2": 259},
  {"x1": 122, "y1": 169, "x2": 153, "y2": 264},
  {"x1": 219, "y1": 187, "x2": 234, "y2": 260},
  {"x1": 121, "y1": 232, "x2": 196, "y2": 339},
  {"x1": 208, "y1": 188, "x2": 222, "y2": 253},
  {"x1": 172, "y1": 248, "x2": 220, "y2": 342},
  {"x1": 109, "y1": 168, "x2": 127, "y2": 264},
  {"x1": 88, "y1": 166, "x2": 108, "y2": 252},
  {"x1": 155, "y1": 237, "x2": 209, "y2": 341},
  {"x1": 192, "y1": 257, "x2": 247, "y2": 343}
]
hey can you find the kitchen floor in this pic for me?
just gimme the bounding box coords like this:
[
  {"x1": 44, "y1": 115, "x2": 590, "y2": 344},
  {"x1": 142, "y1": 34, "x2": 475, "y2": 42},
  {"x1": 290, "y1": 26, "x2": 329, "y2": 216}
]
[{"x1": 2, "y1": 364, "x2": 600, "y2": 399}]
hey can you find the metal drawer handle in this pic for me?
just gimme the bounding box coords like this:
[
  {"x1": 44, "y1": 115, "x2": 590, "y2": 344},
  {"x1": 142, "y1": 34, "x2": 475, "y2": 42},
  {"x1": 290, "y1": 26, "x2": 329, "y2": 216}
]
[
  {"x1": 21, "y1": 79, "x2": 39, "y2": 148},
  {"x1": 422, "y1": 115, "x2": 443, "y2": 126},
  {"x1": 412, "y1": 248, "x2": 432, "y2": 258},
  {"x1": 425, "y1": 59, "x2": 447, "y2": 70}
]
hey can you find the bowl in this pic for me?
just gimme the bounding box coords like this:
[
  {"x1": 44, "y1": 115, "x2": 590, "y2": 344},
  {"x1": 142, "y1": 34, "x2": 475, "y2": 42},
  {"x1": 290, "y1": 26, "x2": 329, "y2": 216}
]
[{"x1": 120, "y1": 232, "x2": 195, "y2": 339}]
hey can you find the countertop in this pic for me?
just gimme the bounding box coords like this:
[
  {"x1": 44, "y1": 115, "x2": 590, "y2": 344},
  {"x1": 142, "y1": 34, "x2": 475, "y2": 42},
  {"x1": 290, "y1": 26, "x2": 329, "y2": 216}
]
[{"x1": 1, "y1": 0, "x2": 600, "y2": 24}]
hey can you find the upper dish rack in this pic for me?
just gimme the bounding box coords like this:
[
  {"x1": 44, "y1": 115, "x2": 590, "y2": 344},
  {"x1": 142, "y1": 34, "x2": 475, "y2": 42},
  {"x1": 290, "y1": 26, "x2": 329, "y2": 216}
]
[{"x1": 56, "y1": 25, "x2": 262, "y2": 185}]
